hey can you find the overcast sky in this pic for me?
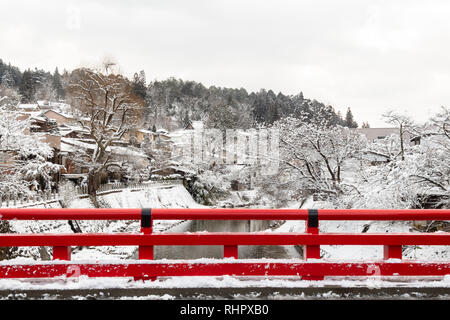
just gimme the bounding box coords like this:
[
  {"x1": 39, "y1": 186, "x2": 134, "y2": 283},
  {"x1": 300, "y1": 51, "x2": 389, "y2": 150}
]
[{"x1": 1, "y1": 0, "x2": 450, "y2": 126}]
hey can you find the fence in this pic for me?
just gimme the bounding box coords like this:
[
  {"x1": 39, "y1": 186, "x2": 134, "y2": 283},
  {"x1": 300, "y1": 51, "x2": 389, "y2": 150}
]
[
  {"x1": 0, "y1": 179, "x2": 183, "y2": 208},
  {"x1": 0, "y1": 208, "x2": 449, "y2": 280}
]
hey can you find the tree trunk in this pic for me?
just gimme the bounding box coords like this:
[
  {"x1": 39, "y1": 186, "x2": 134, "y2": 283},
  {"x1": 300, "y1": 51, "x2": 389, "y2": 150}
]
[
  {"x1": 400, "y1": 123, "x2": 405, "y2": 161},
  {"x1": 87, "y1": 171, "x2": 100, "y2": 196},
  {"x1": 87, "y1": 171, "x2": 102, "y2": 208}
]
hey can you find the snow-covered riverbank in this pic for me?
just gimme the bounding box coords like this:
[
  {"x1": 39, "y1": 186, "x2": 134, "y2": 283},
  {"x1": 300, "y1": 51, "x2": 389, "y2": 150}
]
[
  {"x1": 7, "y1": 184, "x2": 204, "y2": 261},
  {"x1": 271, "y1": 197, "x2": 450, "y2": 261}
]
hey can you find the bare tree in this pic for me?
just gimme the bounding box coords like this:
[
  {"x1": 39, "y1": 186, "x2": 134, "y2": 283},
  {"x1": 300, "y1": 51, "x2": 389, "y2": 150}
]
[
  {"x1": 409, "y1": 107, "x2": 450, "y2": 204},
  {"x1": 382, "y1": 110, "x2": 416, "y2": 161},
  {"x1": 271, "y1": 116, "x2": 367, "y2": 197},
  {"x1": 67, "y1": 67, "x2": 144, "y2": 197},
  {"x1": 430, "y1": 106, "x2": 450, "y2": 145}
]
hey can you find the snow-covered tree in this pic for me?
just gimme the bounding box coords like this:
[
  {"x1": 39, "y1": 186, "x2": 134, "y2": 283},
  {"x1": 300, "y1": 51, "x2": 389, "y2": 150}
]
[
  {"x1": 269, "y1": 116, "x2": 367, "y2": 199},
  {"x1": 142, "y1": 133, "x2": 172, "y2": 176},
  {"x1": 339, "y1": 108, "x2": 450, "y2": 209},
  {"x1": 33, "y1": 78, "x2": 57, "y2": 102},
  {"x1": 0, "y1": 85, "x2": 20, "y2": 109},
  {"x1": 365, "y1": 133, "x2": 402, "y2": 162},
  {"x1": 0, "y1": 85, "x2": 60, "y2": 197},
  {"x1": 382, "y1": 110, "x2": 416, "y2": 161},
  {"x1": 408, "y1": 107, "x2": 450, "y2": 206},
  {"x1": 429, "y1": 106, "x2": 450, "y2": 147},
  {"x1": 338, "y1": 156, "x2": 424, "y2": 209},
  {"x1": 67, "y1": 67, "x2": 145, "y2": 196},
  {"x1": 1, "y1": 71, "x2": 15, "y2": 88},
  {"x1": 188, "y1": 170, "x2": 231, "y2": 205}
]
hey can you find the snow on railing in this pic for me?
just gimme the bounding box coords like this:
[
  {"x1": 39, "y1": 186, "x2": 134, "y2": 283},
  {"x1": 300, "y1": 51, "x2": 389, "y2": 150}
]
[{"x1": 0, "y1": 179, "x2": 183, "y2": 208}]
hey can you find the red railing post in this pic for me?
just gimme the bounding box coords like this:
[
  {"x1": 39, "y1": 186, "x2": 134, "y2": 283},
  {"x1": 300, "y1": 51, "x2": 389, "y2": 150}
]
[
  {"x1": 304, "y1": 209, "x2": 320, "y2": 259},
  {"x1": 303, "y1": 209, "x2": 323, "y2": 280},
  {"x1": 139, "y1": 208, "x2": 154, "y2": 260},
  {"x1": 384, "y1": 245, "x2": 402, "y2": 260},
  {"x1": 224, "y1": 245, "x2": 238, "y2": 259},
  {"x1": 53, "y1": 246, "x2": 71, "y2": 261},
  {"x1": 136, "y1": 208, "x2": 155, "y2": 281}
]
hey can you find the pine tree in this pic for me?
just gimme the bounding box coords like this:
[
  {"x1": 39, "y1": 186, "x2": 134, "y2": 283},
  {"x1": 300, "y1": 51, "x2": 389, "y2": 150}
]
[
  {"x1": 132, "y1": 70, "x2": 147, "y2": 101},
  {"x1": 345, "y1": 107, "x2": 358, "y2": 128},
  {"x1": 52, "y1": 67, "x2": 65, "y2": 100},
  {"x1": 182, "y1": 110, "x2": 191, "y2": 128},
  {"x1": 1, "y1": 70, "x2": 14, "y2": 87},
  {"x1": 19, "y1": 70, "x2": 34, "y2": 103}
]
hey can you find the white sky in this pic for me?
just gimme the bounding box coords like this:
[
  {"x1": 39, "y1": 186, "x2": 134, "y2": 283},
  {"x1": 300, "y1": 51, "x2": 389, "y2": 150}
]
[{"x1": 1, "y1": 0, "x2": 450, "y2": 126}]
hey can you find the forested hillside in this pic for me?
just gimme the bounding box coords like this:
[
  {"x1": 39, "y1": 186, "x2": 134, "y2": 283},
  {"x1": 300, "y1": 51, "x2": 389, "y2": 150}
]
[{"x1": 0, "y1": 59, "x2": 359, "y2": 130}]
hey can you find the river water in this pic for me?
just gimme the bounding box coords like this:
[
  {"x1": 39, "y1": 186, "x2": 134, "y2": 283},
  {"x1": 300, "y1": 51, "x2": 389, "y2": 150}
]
[{"x1": 154, "y1": 220, "x2": 302, "y2": 260}]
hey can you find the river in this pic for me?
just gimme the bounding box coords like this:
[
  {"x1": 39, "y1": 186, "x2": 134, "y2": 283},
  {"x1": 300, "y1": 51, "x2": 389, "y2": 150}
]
[{"x1": 154, "y1": 219, "x2": 302, "y2": 260}]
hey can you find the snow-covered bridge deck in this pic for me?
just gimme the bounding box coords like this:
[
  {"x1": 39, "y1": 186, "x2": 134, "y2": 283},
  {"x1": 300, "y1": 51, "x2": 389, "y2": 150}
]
[{"x1": 1, "y1": 276, "x2": 449, "y2": 300}]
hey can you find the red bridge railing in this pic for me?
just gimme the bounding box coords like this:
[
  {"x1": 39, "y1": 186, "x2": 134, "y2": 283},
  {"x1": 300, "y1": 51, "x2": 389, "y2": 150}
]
[{"x1": 0, "y1": 208, "x2": 449, "y2": 281}]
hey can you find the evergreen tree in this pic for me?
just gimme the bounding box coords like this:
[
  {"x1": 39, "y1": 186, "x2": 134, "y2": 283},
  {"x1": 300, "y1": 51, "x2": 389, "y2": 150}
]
[
  {"x1": 0, "y1": 59, "x2": 22, "y2": 89},
  {"x1": 345, "y1": 107, "x2": 358, "y2": 128},
  {"x1": 19, "y1": 70, "x2": 34, "y2": 102},
  {"x1": 1, "y1": 70, "x2": 14, "y2": 87},
  {"x1": 182, "y1": 110, "x2": 191, "y2": 128},
  {"x1": 252, "y1": 90, "x2": 267, "y2": 123},
  {"x1": 52, "y1": 67, "x2": 65, "y2": 100},
  {"x1": 132, "y1": 70, "x2": 147, "y2": 101}
]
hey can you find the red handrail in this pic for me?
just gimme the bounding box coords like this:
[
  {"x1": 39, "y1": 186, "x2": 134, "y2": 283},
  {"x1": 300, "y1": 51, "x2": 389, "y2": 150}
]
[{"x1": 1, "y1": 208, "x2": 450, "y2": 220}]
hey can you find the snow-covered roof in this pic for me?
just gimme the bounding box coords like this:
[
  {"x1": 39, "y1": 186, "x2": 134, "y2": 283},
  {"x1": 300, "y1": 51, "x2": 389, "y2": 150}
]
[
  {"x1": 36, "y1": 100, "x2": 50, "y2": 106},
  {"x1": 191, "y1": 121, "x2": 204, "y2": 130},
  {"x1": 18, "y1": 103, "x2": 39, "y2": 110},
  {"x1": 61, "y1": 138, "x2": 147, "y2": 158},
  {"x1": 42, "y1": 109, "x2": 73, "y2": 119},
  {"x1": 361, "y1": 151, "x2": 390, "y2": 162},
  {"x1": 138, "y1": 129, "x2": 154, "y2": 134},
  {"x1": 18, "y1": 111, "x2": 42, "y2": 119},
  {"x1": 30, "y1": 115, "x2": 50, "y2": 122},
  {"x1": 58, "y1": 125, "x2": 89, "y2": 136},
  {"x1": 61, "y1": 173, "x2": 87, "y2": 179},
  {"x1": 60, "y1": 141, "x2": 77, "y2": 153},
  {"x1": 153, "y1": 165, "x2": 195, "y2": 175}
]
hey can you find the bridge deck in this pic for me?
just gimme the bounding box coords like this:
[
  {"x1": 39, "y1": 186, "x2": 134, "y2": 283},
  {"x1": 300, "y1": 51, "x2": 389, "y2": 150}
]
[{"x1": 1, "y1": 276, "x2": 449, "y2": 299}]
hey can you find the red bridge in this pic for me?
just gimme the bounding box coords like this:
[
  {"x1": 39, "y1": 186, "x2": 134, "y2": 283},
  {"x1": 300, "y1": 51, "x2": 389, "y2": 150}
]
[{"x1": 0, "y1": 208, "x2": 449, "y2": 281}]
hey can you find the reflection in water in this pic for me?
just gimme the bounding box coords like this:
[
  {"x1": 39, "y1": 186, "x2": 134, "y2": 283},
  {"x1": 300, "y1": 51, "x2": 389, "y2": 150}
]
[{"x1": 154, "y1": 220, "x2": 302, "y2": 260}]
